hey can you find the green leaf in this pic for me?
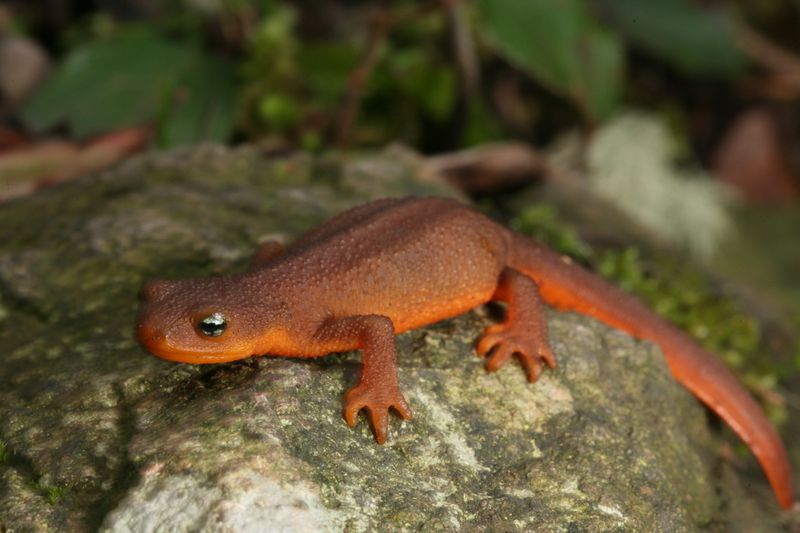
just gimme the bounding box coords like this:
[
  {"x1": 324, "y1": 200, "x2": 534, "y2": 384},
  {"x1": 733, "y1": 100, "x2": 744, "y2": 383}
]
[
  {"x1": 256, "y1": 93, "x2": 300, "y2": 131},
  {"x1": 158, "y1": 53, "x2": 237, "y2": 147},
  {"x1": 462, "y1": 100, "x2": 503, "y2": 146},
  {"x1": 593, "y1": 0, "x2": 745, "y2": 77},
  {"x1": 477, "y1": 0, "x2": 623, "y2": 120},
  {"x1": 390, "y1": 49, "x2": 457, "y2": 122},
  {"x1": 22, "y1": 29, "x2": 236, "y2": 146},
  {"x1": 575, "y1": 25, "x2": 624, "y2": 120},
  {"x1": 296, "y1": 43, "x2": 360, "y2": 105}
]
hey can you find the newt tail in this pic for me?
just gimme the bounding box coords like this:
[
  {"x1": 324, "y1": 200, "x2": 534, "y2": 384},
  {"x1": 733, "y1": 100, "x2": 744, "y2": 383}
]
[{"x1": 506, "y1": 231, "x2": 794, "y2": 509}]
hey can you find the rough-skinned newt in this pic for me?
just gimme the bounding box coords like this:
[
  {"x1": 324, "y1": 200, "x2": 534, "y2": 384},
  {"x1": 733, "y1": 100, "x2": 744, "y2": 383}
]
[{"x1": 135, "y1": 196, "x2": 794, "y2": 509}]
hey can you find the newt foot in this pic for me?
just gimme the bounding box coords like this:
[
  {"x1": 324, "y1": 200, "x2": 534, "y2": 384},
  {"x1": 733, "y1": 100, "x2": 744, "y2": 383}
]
[
  {"x1": 343, "y1": 383, "x2": 413, "y2": 443},
  {"x1": 476, "y1": 324, "x2": 556, "y2": 382}
]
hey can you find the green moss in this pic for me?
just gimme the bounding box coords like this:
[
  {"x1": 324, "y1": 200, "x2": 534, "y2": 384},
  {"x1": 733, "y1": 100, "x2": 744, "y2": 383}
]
[
  {"x1": 510, "y1": 205, "x2": 593, "y2": 264},
  {"x1": 41, "y1": 484, "x2": 66, "y2": 506},
  {"x1": 0, "y1": 440, "x2": 7, "y2": 463}
]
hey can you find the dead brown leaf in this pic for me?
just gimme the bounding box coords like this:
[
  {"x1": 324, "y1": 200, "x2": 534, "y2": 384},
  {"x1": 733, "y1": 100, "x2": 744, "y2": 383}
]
[
  {"x1": 712, "y1": 108, "x2": 799, "y2": 204},
  {"x1": 0, "y1": 126, "x2": 151, "y2": 202}
]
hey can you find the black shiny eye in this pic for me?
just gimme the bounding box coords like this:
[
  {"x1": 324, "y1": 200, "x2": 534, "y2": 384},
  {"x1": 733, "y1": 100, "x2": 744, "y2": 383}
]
[{"x1": 197, "y1": 313, "x2": 227, "y2": 337}]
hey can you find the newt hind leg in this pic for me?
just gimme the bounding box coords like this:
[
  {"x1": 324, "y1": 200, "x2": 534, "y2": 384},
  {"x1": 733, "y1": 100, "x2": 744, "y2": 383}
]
[{"x1": 476, "y1": 268, "x2": 556, "y2": 382}]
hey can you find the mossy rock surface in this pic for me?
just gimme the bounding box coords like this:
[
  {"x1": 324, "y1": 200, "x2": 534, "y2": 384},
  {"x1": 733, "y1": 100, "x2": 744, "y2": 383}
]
[{"x1": 0, "y1": 145, "x2": 785, "y2": 531}]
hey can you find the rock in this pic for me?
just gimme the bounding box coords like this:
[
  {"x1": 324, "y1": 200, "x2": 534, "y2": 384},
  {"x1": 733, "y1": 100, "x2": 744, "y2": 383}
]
[{"x1": 0, "y1": 144, "x2": 784, "y2": 531}]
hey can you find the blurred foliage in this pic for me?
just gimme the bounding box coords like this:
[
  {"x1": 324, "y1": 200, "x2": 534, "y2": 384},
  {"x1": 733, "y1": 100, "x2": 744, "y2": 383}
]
[
  {"x1": 594, "y1": 0, "x2": 745, "y2": 77},
  {"x1": 478, "y1": 0, "x2": 623, "y2": 121},
  {"x1": 14, "y1": 0, "x2": 754, "y2": 149},
  {"x1": 22, "y1": 28, "x2": 236, "y2": 146},
  {"x1": 236, "y1": 3, "x2": 461, "y2": 147}
]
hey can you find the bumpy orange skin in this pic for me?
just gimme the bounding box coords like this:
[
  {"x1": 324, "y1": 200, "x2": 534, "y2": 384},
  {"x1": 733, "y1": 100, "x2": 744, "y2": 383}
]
[{"x1": 136, "y1": 197, "x2": 794, "y2": 509}]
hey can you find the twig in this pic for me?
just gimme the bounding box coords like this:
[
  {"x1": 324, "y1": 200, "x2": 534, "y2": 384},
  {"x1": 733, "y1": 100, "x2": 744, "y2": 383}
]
[
  {"x1": 441, "y1": 0, "x2": 481, "y2": 100},
  {"x1": 335, "y1": 8, "x2": 391, "y2": 148},
  {"x1": 421, "y1": 141, "x2": 580, "y2": 194},
  {"x1": 736, "y1": 22, "x2": 800, "y2": 98}
]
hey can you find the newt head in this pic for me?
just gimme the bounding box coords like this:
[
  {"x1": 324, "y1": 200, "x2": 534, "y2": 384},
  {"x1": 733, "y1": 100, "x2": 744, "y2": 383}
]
[{"x1": 135, "y1": 277, "x2": 285, "y2": 364}]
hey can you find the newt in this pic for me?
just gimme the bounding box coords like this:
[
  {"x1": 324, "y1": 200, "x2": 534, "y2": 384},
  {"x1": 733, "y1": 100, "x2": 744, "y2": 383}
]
[{"x1": 135, "y1": 196, "x2": 794, "y2": 509}]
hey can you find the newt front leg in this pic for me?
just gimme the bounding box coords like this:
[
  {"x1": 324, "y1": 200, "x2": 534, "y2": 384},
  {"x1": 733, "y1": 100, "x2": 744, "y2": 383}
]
[{"x1": 315, "y1": 315, "x2": 413, "y2": 443}]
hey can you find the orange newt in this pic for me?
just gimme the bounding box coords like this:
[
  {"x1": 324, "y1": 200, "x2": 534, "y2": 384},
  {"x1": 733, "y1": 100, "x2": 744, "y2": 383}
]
[{"x1": 136, "y1": 196, "x2": 794, "y2": 509}]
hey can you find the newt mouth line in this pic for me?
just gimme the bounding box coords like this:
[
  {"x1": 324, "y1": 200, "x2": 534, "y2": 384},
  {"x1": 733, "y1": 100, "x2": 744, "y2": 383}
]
[{"x1": 136, "y1": 335, "x2": 247, "y2": 364}]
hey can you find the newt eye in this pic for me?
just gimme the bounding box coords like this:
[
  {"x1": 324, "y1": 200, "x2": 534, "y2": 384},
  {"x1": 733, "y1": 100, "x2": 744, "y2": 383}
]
[{"x1": 197, "y1": 313, "x2": 227, "y2": 337}]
